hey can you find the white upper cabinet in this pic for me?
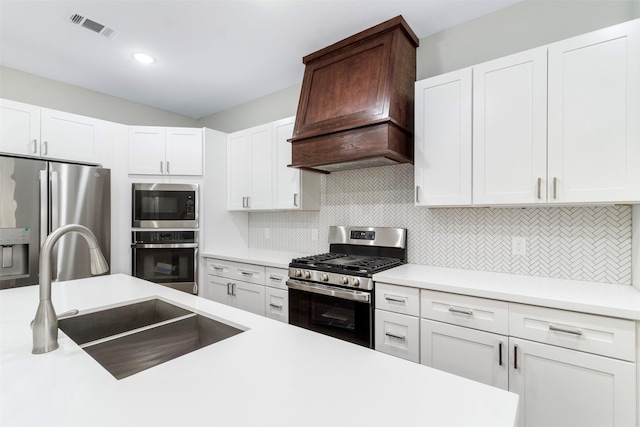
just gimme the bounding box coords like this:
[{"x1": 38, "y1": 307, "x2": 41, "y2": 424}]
[
  {"x1": 414, "y1": 68, "x2": 472, "y2": 207},
  {"x1": 272, "y1": 116, "x2": 320, "y2": 210},
  {"x1": 1, "y1": 99, "x2": 102, "y2": 164},
  {"x1": 227, "y1": 123, "x2": 272, "y2": 210},
  {"x1": 415, "y1": 19, "x2": 640, "y2": 207},
  {"x1": 0, "y1": 99, "x2": 40, "y2": 156},
  {"x1": 227, "y1": 117, "x2": 320, "y2": 211},
  {"x1": 547, "y1": 19, "x2": 640, "y2": 204},
  {"x1": 472, "y1": 48, "x2": 548, "y2": 205},
  {"x1": 128, "y1": 126, "x2": 203, "y2": 176}
]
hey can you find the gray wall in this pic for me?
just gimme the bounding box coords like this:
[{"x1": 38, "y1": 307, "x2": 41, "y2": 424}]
[
  {"x1": 197, "y1": 0, "x2": 640, "y2": 133},
  {"x1": 1, "y1": 0, "x2": 638, "y2": 130},
  {"x1": 0, "y1": 66, "x2": 197, "y2": 127}
]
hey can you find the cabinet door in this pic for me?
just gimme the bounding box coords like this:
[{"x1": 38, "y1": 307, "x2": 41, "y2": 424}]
[
  {"x1": 272, "y1": 116, "x2": 300, "y2": 209},
  {"x1": 509, "y1": 337, "x2": 636, "y2": 427},
  {"x1": 473, "y1": 47, "x2": 548, "y2": 205},
  {"x1": 421, "y1": 319, "x2": 508, "y2": 390},
  {"x1": 234, "y1": 281, "x2": 265, "y2": 316},
  {"x1": 265, "y1": 287, "x2": 288, "y2": 323},
  {"x1": 375, "y1": 310, "x2": 419, "y2": 362},
  {"x1": 202, "y1": 275, "x2": 234, "y2": 306},
  {"x1": 165, "y1": 128, "x2": 202, "y2": 176},
  {"x1": 248, "y1": 123, "x2": 272, "y2": 210},
  {"x1": 548, "y1": 20, "x2": 640, "y2": 203},
  {"x1": 128, "y1": 127, "x2": 166, "y2": 175},
  {"x1": 0, "y1": 99, "x2": 40, "y2": 156},
  {"x1": 414, "y1": 68, "x2": 472, "y2": 207},
  {"x1": 227, "y1": 129, "x2": 251, "y2": 210},
  {"x1": 40, "y1": 108, "x2": 100, "y2": 164}
]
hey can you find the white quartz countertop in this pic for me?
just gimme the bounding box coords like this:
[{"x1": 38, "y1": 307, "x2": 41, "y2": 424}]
[
  {"x1": 373, "y1": 264, "x2": 640, "y2": 320},
  {"x1": 1, "y1": 274, "x2": 518, "y2": 427},
  {"x1": 201, "y1": 248, "x2": 308, "y2": 269}
]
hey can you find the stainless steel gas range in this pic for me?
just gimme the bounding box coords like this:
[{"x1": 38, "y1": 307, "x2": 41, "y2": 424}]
[{"x1": 287, "y1": 226, "x2": 407, "y2": 348}]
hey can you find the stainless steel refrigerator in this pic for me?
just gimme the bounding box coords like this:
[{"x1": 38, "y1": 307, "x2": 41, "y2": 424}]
[{"x1": 0, "y1": 155, "x2": 110, "y2": 289}]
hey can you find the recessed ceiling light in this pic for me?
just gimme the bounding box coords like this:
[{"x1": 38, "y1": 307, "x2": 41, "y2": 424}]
[{"x1": 133, "y1": 53, "x2": 155, "y2": 64}]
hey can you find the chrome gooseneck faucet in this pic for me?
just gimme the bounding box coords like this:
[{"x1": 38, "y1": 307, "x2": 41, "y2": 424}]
[{"x1": 32, "y1": 224, "x2": 109, "y2": 354}]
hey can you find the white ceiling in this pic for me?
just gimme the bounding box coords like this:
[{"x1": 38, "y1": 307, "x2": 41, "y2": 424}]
[{"x1": 0, "y1": 0, "x2": 522, "y2": 119}]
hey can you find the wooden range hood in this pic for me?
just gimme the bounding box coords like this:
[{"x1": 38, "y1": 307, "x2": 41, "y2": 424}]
[{"x1": 289, "y1": 16, "x2": 419, "y2": 173}]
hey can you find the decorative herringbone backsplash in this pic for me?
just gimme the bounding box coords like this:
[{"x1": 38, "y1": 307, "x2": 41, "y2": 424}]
[{"x1": 249, "y1": 164, "x2": 632, "y2": 285}]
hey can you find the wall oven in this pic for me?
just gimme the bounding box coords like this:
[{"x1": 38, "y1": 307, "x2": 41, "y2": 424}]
[
  {"x1": 132, "y1": 183, "x2": 198, "y2": 228},
  {"x1": 287, "y1": 226, "x2": 407, "y2": 348},
  {"x1": 131, "y1": 231, "x2": 198, "y2": 294}
]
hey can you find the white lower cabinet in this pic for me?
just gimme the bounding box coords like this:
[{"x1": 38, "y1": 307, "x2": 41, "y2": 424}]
[
  {"x1": 390, "y1": 287, "x2": 638, "y2": 427},
  {"x1": 509, "y1": 337, "x2": 636, "y2": 427},
  {"x1": 375, "y1": 310, "x2": 419, "y2": 362},
  {"x1": 420, "y1": 319, "x2": 508, "y2": 390},
  {"x1": 265, "y1": 287, "x2": 288, "y2": 323},
  {"x1": 203, "y1": 275, "x2": 265, "y2": 316},
  {"x1": 375, "y1": 283, "x2": 420, "y2": 362},
  {"x1": 203, "y1": 258, "x2": 266, "y2": 316},
  {"x1": 265, "y1": 267, "x2": 289, "y2": 323}
]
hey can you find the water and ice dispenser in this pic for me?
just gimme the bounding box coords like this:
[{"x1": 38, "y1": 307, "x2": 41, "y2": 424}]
[{"x1": 0, "y1": 228, "x2": 31, "y2": 279}]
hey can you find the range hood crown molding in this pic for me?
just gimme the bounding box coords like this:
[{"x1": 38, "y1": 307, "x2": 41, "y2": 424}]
[{"x1": 290, "y1": 16, "x2": 419, "y2": 174}]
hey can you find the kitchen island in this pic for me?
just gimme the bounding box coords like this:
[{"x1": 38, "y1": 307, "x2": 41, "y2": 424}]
[{"x1": 1, "y1": 274, "x2": 518, "y2": 427}]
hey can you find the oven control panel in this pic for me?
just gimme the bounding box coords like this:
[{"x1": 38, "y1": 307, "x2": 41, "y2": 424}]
[
  {"x1": 350, "y1": 230, "x2": 375, "y2": 240},
  {"x1": 132, "y1": 231, "x2": 198, "y2": 244}
]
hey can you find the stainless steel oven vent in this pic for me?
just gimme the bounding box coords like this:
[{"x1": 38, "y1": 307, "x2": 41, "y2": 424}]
[{"x1": 68, "y1": 11, "x2": 117, "y2": 39}]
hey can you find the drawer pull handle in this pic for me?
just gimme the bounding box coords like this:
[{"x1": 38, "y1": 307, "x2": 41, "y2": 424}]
[
  {"x1": 448, "y1": 307, "x2": 473, "y2": 316},
  {"x1": 385, "y1": 332, "x2": 406, "y2": 341},
  {"x1": 240, "y1": 271, "x2": 254, "y2": 277},
  {"x1": 269, "y1": 275, "x2": 283, "y2": 281},
  {"x1": 385, "y1": 296, "x2": 406, "y2": 304},
  {"x1": 498, "y1": 341, "x2": 503, "y2": 366},
  {"x1": 213, "y1": 266, "x2": 224, "y2": 271},
  {"x1": 269, "y1": 303, "x2": 283, "y2": 309},
  {"x1": 549, "y1": 324, "x2": 583, "y2": 336}
]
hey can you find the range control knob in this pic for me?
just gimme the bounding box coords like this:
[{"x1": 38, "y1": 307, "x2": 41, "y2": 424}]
[
  {"x1": 303, "y1": 271, "x2": 311, "y2": 279},
  {"x1": 339, "y1": 276, "x2": 348, "y2": 285},
  {"x1": 294, "y1": 270, "x2": 302, "y2": 278},
  {"x1": 351, "y1": 278, "x2": 360, "y2": 287},
  {"x1": 320, "y1": 273, "x2": 329, "y2": 282}
]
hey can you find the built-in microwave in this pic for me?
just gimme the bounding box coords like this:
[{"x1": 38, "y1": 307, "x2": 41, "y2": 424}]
[{"x1": 132, "y1": 183, "x2": 198, "y2": 228}]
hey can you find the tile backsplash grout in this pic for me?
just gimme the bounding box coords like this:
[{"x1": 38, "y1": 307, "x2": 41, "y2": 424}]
[{"x1": 249, "y1": 164, "x2": 632, "y2": 285}]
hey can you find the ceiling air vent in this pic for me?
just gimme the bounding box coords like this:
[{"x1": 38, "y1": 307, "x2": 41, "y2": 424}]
[{"x1": 67, "y1": 11, "x2": 118, "y2": 39}]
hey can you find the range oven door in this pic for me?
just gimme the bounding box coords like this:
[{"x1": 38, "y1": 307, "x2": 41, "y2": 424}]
[
  {"x1": 131, "y1": 243, "x2": 198, "y2": 294},
  {"x1": 287, "y1": 279, "x2": 373, "y2": 348}
]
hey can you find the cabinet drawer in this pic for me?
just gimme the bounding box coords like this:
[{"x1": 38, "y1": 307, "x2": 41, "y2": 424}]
[
  {"x1": 375, "y1": 283, "x2": 420, "y2": 316},
  {"x1": 509, "y1": 303, "x2": 636, "y2": 361},
  {"x1": 206, "y1": 259, "x2": 231, "y2": 278},
  {"x1": 421, "y1": 290, "x2": 509, "y2": 335},
  {"x1": 375, "y1": 310, "x2": 420, "y2": 363},
  {"x1": 205, "y1": 258, "x2": 265, "y2": 285},
  {"x1": 265, "y1": 267, "x2": 288, "y2": 290},
  {"x1": 266, "y1": 287, "x2": 288, "y2": 323}
]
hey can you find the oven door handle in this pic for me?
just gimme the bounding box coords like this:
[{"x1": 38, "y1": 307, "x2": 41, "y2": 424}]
[
  {"x1": 286, "y1": 279, "x2": 371, "y2": 304},
  {"x1": 130, "y1": 243, "x2": 199, "y2": 249}
]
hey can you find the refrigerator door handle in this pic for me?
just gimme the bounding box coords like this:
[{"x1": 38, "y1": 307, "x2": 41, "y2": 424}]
[
  {"x1": 50, "y1": 171, "x2": 60, "y2": 231},
  {"x1": 39, "y1": 169, "x2": 49, "y2": 246}
]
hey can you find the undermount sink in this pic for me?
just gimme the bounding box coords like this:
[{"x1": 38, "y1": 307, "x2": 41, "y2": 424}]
[{"x1": 59, "y1": 299, "x2": 244, "y2": 380}]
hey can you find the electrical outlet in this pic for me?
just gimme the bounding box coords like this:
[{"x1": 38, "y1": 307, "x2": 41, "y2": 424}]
[
  {"x1": 512, "y1": 236, "x2": 527, "y2": 256},
  {"x1": 264, "y1": 228, "x2": 270, "y2": 239},
  {"x1": 311, "y1": 229, "x2": 318, "y2": 241}
]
